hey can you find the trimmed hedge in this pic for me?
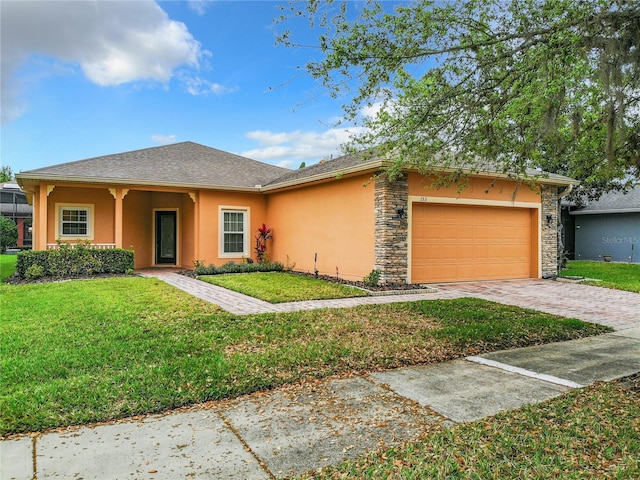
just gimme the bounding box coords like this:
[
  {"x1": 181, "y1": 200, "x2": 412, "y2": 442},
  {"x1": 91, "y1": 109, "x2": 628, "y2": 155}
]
[
  {"x1": 16, "y1": 244, "x2": 134, "y2": 279},
  {"x1": 194, "y1": 260, "x2": 284, "y2": 275}
]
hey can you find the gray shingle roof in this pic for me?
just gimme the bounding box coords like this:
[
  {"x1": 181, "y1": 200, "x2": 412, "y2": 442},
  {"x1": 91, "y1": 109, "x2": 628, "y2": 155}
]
[
  {"x1": 17, "y1": 141, "x2": 577, "y2": 192},
  {"x1": 17, "y1": 142, "x2": 290, "y2": 190},
  {"x1": 264, "y1": 151, "x2": 377, "y2": 188},
  {"x1": 264, "y1": 150, "x2": 577, "y2": 188},
  {"x1": 570, "y1": 186, "x2": 640, "y2": 215}
]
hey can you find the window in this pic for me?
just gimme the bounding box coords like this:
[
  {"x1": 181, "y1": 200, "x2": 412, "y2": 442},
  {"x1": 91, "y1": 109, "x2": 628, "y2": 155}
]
[
  {"x1": 220, "y1": 209, "x2": 248, "y2": 256},
  {"x1": 58, "y1": 206, "x2": 91, "y2": 237}
]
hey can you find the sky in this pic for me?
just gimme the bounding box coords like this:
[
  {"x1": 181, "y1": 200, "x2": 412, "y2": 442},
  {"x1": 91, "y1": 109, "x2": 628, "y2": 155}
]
[{"x1": 1, "y1": 0, "x2": 373, "y2": 173}]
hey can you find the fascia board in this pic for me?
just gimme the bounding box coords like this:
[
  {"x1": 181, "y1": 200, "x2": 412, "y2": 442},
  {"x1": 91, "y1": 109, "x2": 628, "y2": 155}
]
[{"x1": 15, "y1": 173, "x2": 261, "y2": 193}]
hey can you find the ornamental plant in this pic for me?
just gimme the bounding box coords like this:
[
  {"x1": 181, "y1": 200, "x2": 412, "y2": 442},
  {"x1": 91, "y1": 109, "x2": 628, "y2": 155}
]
[{"x1": 255, "y1": 223, "x2": 273, "y2": 263}]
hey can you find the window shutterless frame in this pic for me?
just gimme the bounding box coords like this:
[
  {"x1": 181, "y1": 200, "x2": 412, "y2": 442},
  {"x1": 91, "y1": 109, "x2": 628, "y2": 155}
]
[
  {"x1": 219, "y1": 207, "x2": 249, "y2": 257},
  {"x1": 55, "y1": 203, "x2": 94, "y2": 240}
]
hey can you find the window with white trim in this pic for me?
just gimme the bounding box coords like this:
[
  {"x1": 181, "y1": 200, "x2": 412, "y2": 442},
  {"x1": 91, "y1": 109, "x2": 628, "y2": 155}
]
[
  {"x1": 221, "y1": 209, "x2": 248, "y2": 256},
  {"x1": 60, "y1": 207, "x2": 90, "y2": 236}
]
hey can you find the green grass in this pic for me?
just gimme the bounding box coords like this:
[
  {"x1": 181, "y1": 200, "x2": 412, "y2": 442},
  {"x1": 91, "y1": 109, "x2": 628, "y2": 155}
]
[
  {"x1": 0, "y1": 254, "x2": 17, "y2": 281},
  {"x1": 0, "y1": 277, "x2": 609, "y2": 436},
  {"x1": 561, "y1": 260, "x2": 640, "y2": 293},
  {"x1": 198, "y1": 272, "x2": 368, "y2": 302},
  {"x1": 300, "y1": 380, "x2": 640, "y2": 479}
]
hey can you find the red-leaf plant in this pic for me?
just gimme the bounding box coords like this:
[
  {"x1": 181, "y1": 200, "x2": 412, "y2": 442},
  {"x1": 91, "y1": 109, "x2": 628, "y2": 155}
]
[{"x1": 255, "y1": 223, "x2": 273, "y2": 263}]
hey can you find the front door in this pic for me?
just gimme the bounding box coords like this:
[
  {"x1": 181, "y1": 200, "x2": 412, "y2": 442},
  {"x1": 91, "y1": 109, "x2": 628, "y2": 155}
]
[{"x1": 155, "y1": 211, "x2": 177, "y2": 265}]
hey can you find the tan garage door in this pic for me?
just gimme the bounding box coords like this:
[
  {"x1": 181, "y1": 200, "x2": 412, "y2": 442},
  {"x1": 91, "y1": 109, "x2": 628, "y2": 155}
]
[{"x1": 411, "y1": 204, "x2": 534, "y2": 283}]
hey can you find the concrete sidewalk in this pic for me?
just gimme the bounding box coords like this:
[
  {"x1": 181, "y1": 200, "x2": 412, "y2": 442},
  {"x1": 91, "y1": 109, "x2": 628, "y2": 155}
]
[{"x1": 3, "y1": 328, "x2": 639, "y2": 480}]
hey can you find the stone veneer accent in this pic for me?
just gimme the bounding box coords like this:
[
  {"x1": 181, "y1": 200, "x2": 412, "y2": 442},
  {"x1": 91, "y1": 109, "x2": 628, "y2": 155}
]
[
  {"x1": 374, "y1": 173, "x2": 409, "y2": 284},
  {"x1": 541, "y1": 185, "x2": 560, "y2": 278}
]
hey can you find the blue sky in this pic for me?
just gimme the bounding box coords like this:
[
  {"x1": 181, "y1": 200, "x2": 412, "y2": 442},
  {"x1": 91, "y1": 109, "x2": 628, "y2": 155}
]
[{"x1": 1, "y1": 0, "x2": 372, "y2": 173}]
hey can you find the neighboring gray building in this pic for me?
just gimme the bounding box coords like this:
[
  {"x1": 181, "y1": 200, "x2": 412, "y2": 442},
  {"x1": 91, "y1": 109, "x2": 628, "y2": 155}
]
[
  {"x1": 1, "y1": 182, "x2": 33, "y2": 247},
  {"x1": 567, "y1": 186, "x2": 640, "y2": 263}
]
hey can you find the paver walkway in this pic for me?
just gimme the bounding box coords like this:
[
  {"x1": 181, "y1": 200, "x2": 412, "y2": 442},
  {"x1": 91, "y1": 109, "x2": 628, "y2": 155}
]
[{"x1": 139, "y1": 271, "x2": 640, "y2": 331}]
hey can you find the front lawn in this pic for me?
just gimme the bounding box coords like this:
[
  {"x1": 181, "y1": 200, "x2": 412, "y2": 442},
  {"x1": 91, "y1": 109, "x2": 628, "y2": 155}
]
[
  {"x1": 0, "y1": 277, "x2": 609, "y2": 436},
  {"x1": 0, "y1": 254, "x2": 17, "y2": 281},
  {"x1": 300, "y1": 379, "x2": 640, "y2": 479},
  {"x1": 198, "y1": 272, "x2": 368, "y2": 302},
  {"x1": 561, "y1": 260, "x2": 640, "y2": 293}
]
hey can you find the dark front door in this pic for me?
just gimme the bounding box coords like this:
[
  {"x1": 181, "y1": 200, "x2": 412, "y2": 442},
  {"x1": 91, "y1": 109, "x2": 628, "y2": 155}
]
[{"x1": 155, "y1": 211, "x2": 177, "y2": 265}]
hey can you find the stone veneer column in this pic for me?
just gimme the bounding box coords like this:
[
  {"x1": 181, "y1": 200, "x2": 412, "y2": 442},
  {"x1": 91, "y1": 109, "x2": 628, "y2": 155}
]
[
  {"x1": 541, "y1": 185, "x2": 559, "y2": 278},
  {"x1": 374, "y1": 173, "x2": 408, "y2": 284}
]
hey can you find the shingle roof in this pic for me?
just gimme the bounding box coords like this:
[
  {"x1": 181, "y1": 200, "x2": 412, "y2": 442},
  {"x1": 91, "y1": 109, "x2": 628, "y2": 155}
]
[
  {"x1": 16, "y1": 141, "x2": 577, "y2": 192},
  {"x1": 570, "y1": 186, "x2": 640, "y2": 215},
  {"x1": 264, "y1": 151, "x2": 378, "y2": 188},
  {"x1": 17, "y1": 142, "x2": 290, "y2": 190},
  {"x1": 264, "y1": 150, "x2": 578, "y2": 189}
]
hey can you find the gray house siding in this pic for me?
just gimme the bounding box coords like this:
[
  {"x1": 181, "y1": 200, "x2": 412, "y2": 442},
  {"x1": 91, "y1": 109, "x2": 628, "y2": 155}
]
[{"x1": 573, "y1": 212, "x2": 640, "y2": 263}]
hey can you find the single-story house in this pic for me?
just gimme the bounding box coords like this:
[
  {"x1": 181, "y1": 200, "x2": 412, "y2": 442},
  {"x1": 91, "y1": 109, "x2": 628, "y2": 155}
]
[
  {"x1": 564, "y1": 186, "x2": 640, "y2": 263},
  {"x1": 1, "y1": 182, "x2": 33, "y2": 247},
  {"x1": 16, "y1": 142, "x2": 578, "y2": 284}
]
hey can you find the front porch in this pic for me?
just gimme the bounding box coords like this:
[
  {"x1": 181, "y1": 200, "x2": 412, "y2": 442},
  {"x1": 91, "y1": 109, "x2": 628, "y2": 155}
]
[{"x1": 27, "y1": 182, "x2": 199, "y2": 269}]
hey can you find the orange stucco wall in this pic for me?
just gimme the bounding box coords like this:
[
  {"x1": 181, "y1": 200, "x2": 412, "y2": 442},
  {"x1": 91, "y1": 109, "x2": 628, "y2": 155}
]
[
  {"x1": 265, "y1": 174, "x2": 376, "y2": 281},
  {"x1": 45, "y1": 186, "x2": 115, "y2": 245},
  {"x1": 196, "y1": 190, "x2": 268, "y2": 267},
  {"x1": 31, "y1": 183, "x2": 270, "y2": 269},
  {"x1": 408, "y1": 174, "x2": 541, "y2": 202},
  {"x1": 29, "y1": 171, "x2": 543, "y2": 276}
]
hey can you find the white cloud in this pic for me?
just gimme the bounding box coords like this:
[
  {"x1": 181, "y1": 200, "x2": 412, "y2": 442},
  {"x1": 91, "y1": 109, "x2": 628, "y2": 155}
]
[
  {"x1": 0, "y1": 0, "x2": 218, "y2": 123},
  {"x1": 188, "y1": 1, "x2": 210, "y2": 16},
  {"x1": 151, "y1": 134, "x2": 177, "y2": 144},
  {"x1": 241, "y1": 128, "x2": 361, "y2": 164},
  {"x1": 179, "y1": 73, "x2": 238, "y2": 96}
]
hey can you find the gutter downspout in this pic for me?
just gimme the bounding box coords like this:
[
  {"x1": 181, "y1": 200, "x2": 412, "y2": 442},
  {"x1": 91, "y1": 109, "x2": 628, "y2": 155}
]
[{"x1": 558, "y1": 183, "x2": 574, "y2": 199}]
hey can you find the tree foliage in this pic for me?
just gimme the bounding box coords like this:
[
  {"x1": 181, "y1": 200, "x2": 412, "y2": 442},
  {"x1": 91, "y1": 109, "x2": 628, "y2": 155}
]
[
  {"x1": 0, "y1": 216, "x2": 18, "y2": 252},
  {"x1": 0, "y1": 166, "x2": 12, "y2": 183},
  {"x1": 278, "y1": 0, "x2": 640, "y2": 200}
]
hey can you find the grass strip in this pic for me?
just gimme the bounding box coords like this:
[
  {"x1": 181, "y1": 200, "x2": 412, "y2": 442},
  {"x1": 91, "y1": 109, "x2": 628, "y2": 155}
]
[
  {"x1": 561, "y1": 260, "x2": 640, "y2": 293},
  {"x1": 198, "y1": 272, "x2": 368, "y2": 302},
  {"x1": 0, "y1": 254, "x2": 17, "y2": 281},
  {"x1": 300, "y1": 381, "x2": 640, "y2": 479},
  {"x1": 1, "y1": 277, "x2": 609, "y2": 435}
]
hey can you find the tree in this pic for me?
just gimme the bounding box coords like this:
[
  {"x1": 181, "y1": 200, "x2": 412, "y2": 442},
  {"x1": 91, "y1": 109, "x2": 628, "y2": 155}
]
[
  {"x1": 0, "y1": 216, "x2": 18, "y2": 253},
  {"x1": 0, "y1": 166, "x2": 12, "y2": 183},
  {"x1": 279, "y1": 0, "x2": 640, "y2": 201}
]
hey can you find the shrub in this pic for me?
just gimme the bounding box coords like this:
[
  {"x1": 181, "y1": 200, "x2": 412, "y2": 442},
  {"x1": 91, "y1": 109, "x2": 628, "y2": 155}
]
[
  {"x1": 363, "y1": 269, "x2": 381, "y2": 287},
  {"x1": 0, "y1": 217, "x2": 18, "y2": 253},
  {"x1": 24, "y1": 264, "x2": 45, "y2": 280},
  {"x1": 16, "y1": 244, "x2": 134, "y2": 279},
  {"x1": 194, "y1": 260, "x2": 284, "y2": 275}
]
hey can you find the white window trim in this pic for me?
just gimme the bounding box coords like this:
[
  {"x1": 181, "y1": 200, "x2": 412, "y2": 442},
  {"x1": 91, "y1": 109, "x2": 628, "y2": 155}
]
[
  {"x1": 219, "y1": 206, "x2": 250, "y2": 258},
  {"x1": 55, "y1": 203, "x2": 95, "y2": 240}
]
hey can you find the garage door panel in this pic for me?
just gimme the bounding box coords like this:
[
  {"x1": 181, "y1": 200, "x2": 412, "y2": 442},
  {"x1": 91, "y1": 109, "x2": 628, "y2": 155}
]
[{"x1": 412, "y1": 204, "x2": 534, "y2": 283}]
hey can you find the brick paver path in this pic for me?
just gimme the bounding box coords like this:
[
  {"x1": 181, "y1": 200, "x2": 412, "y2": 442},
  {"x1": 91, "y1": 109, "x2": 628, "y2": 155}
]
[{"x1": 138, "y1": 271, "x2": 639, "y2": 331}]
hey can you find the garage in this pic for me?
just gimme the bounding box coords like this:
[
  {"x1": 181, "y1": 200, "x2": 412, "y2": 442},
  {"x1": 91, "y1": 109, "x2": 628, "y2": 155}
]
[{"x1": 411, "y1": 203, "x2": 536, "y2": 283}]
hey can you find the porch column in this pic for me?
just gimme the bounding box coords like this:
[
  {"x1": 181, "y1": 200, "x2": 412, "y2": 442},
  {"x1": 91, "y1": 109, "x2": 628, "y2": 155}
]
[
  {"x1": 110, "y1": 188, "x2": 129, "y2": 248},
  {"x1": 36, "y1": 184, "x2": 51, "y2": 250}
]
